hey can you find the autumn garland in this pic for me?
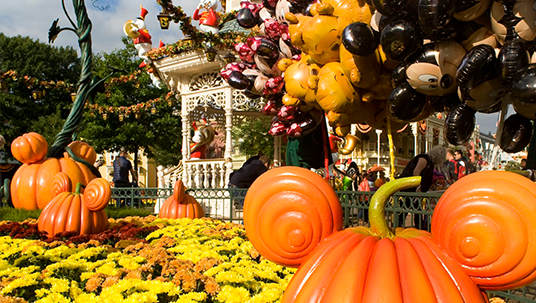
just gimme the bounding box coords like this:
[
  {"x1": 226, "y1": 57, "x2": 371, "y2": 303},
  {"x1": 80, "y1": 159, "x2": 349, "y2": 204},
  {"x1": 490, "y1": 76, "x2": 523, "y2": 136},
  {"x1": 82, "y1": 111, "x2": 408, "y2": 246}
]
[{"x1": 149, "y1": 0, "x2": 260, "y2": 60}]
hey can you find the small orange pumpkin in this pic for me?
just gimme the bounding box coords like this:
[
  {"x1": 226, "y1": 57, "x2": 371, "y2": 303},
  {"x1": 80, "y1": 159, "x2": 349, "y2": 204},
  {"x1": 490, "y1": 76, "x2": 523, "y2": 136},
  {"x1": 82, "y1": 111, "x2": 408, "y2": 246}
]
[
  {"x1": 159, "y1": 180, "x2": 205, "y2": 219},
  {"x1": 64, "y1": 141, "x2": 97, "y2": 164},
  {"x1": 11, "y1": 132, "x2": 48, "y2": 165},
  {"x1": 38, "y1": 174, "x2": 110, "y2": 237},
  {"x1": 245, "y1": 169, "x2": 536, "y2": 302}
]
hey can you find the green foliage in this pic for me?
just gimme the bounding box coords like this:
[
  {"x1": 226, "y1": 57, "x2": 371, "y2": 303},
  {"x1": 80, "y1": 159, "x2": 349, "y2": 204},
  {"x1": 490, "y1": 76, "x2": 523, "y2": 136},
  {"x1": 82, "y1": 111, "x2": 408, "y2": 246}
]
[
  {"x1": 0, "y1": 208, "x2": 41, "y2": 222},
  {"x1": 0, "y1": 34, "x2": 79, "y2": 147},
  {"x1": 231, "y1": 117, "x2": 281, "y2": 159},
  {"x1": 505, "y1": 160, "x2": 522, "y2": 171},
  {"x1": 78, "y1": 38, "x2": 182, "y2": 166}
]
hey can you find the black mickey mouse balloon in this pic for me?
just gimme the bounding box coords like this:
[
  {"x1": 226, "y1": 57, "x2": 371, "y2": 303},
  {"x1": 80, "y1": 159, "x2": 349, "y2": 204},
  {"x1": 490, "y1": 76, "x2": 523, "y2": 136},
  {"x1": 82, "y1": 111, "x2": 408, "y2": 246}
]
[
  {"x1": 341, "y1": 22, "x2": 378, "y2": 56},
  {"x1": 457, "y1": 44, "x2": 506, "y2": 111},
  {"x1": 380, "y1": 20, "x2": 422, "y2": 61},
  {"x1": 512, "y1": 63, "x2": 536, "y2": 104},
  {"x1": 500, "y1": 113, "x2": 533, "y2": 153},
  {"x1": 498, "y1": 38, "x2": 530, "y2": 87},
  {"x1": 387, "y1": 82, "x2": 427, "y2": 122},
  {"x1": 444, "y1": 103, "x2": 476, "y2": 145},
  {"x1": 372, "y1": 0, "x2": 407, "y2": 16},
  {"x1": 418, "y1": 0, "x2": 456, "y2": 32}
]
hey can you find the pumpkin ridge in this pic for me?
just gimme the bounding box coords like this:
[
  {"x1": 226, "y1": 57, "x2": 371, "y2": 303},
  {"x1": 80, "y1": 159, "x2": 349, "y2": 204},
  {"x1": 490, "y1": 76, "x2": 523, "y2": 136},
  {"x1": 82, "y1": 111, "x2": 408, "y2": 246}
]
[
  {"x1": 362, "y1": 238, "x2": 403, "y2": 302},
  {"x1": 320, "y1": 234, "x2": 377, "y2": 302},
  {"x1": 54, "y1": 194, "x2": 74, "y2": 235},
  {"x1": 67, "y1": 194, "x2": 82, "y2": 233},
  {"x1": 35, "y1": 159, "x2": 62, "y2": 209},
  {"x1": 293, "y1": 231, "x2": 368, "y2": 302},
  {"x1": 406, "y1": 237, "x2": 475, "y2": 303},
  {"x1": 393, "y1": 237, "x2": 437, "y2": 302},
  {"x1": 44, "y1": 193, "x2": 69, "y2": 237},
  {"x1": 283, "y1": 230, "x2": 357, "y2": 301},
  {"x1": 415, "y1": 236, "x2": 486, "y2": 302}
]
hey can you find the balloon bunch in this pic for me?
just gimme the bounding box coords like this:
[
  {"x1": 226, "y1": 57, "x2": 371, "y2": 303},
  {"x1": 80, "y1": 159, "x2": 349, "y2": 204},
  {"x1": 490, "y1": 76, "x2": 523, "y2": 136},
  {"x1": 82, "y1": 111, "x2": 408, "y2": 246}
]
[{"x1": 221, "y1": 0, "x2": 536, "y2": 149}]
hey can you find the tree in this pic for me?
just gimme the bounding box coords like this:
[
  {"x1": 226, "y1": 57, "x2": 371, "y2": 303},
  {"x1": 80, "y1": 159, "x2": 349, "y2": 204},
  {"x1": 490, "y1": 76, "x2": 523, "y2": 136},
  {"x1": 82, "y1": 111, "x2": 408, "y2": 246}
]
[
  {"x1": 231, "y1": 117, "x2": 283, "y2": 160},
  {"x1": 78, "y1": 38, "x2": 182, "y2": 167},
  {"x1": 0, "y1": 34, "x2": 80, "y2": 146}
]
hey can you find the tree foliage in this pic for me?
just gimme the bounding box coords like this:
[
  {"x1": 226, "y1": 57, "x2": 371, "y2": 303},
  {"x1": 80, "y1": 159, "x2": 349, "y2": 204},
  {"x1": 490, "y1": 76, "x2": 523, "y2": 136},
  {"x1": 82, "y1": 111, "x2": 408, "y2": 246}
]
[
  {"x1": 0, "y1": 34, "x2": 80, "y2": 146},
  {"x1": 77, "y1": 38, "x2": 182, "y2": 167},
  {"x1": 231, "y1": 117, "x2": 281, "y2": 159}
]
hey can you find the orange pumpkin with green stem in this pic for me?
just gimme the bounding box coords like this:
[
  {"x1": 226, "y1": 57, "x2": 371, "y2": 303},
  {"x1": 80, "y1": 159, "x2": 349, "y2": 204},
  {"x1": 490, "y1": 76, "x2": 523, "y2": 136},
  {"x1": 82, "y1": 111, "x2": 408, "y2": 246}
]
[
  {"x1": 64, "y1": 140, "x2": 97, "y2": 164},
  {"x1": 38, "y1": 172, "x2": 110, "y2": 237},
  {"x1": 10, "y1": 132, "x2": 98, "y2": 210},
  {"x1": 244, "y1": 168, "x2": 536, "y2": 302},
  {"x1": 159, "y1": 180, "x2": 205, "y2": 219}
]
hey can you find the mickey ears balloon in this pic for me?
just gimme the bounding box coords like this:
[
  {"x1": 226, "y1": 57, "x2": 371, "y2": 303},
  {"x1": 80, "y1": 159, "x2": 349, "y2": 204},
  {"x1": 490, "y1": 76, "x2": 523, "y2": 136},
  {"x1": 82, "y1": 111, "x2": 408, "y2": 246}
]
[
  {"x1": 457, "y1": 44, "x2": 506, "y2": 111},
  {"x1": 444, "y1": 103, "x2": 476, "y2": 145},
  {"x1": 491, "y1": 0, "x2": 536, "y2": 44},
  {"x1": 341, "y1": 22, "x2": 378, "y2": 56},
  {"x1": 512, "y1": 63, "x2": 536, "y2": 104},
  {"x1": 454, "y1": 0, "x2": 492, "y2": 21},
  {"x1": 418, "y1": 0, "x2": 456, "y2": 34},
  {"x1": 371, "y1": 0, "x2": 406, "y2": 16},
  {"x1": 387, "y1": 83, "x2": 427, "y2": 122},
  {"x1": 380, "y1": 20, "x2": 422, "y2": 61},
  {"x1": 498, "y1": 38, "x2": 530, "y2": 87},
  {"x1": 500, "y1": 113, "x2": 533, "y2": 153}
]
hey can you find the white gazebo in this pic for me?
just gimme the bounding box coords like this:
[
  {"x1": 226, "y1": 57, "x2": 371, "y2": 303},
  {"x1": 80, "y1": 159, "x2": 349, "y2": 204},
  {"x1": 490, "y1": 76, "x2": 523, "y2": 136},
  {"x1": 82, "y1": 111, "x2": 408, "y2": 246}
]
[{"x1": 153, "y1": 49, "x2": 282, "y2": 189}]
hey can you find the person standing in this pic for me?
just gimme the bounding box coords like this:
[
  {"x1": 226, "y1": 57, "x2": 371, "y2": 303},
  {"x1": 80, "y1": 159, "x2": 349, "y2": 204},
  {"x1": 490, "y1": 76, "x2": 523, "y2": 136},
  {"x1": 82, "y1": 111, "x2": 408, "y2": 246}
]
[
  {"x1": 454, "y1": 149, "x2": 468, "y2": 180},
  {"x1": 229, "y1": 155, "x2": 270, "y2": 188},
  {"x1": 113, "y1": 148, "x2": 138, "y2": 206},
  {"x1": 397, "y1": 146, "x2": 447, "y2": 229},
  {"x1": 442, "y1": 148, "x2": 457, "y2": 184}
]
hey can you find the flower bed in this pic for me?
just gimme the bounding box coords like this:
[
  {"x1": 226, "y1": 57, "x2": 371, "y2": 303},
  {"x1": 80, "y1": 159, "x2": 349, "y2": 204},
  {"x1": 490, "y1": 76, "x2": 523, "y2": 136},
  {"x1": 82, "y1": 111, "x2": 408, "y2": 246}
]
[{"x1": 0, "y1": 217, "x2": 295, "y2": 303}]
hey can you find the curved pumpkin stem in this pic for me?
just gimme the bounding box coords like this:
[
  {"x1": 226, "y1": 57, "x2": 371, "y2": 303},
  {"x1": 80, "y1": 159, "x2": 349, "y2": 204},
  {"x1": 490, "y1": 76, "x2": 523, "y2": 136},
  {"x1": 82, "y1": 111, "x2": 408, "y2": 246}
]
[
  {"x1": 369, "y1": 176, "x2": 421, "y2": 238},
  {"x1": 74, "y1": 182, "x2": 85, "y2": 195}
]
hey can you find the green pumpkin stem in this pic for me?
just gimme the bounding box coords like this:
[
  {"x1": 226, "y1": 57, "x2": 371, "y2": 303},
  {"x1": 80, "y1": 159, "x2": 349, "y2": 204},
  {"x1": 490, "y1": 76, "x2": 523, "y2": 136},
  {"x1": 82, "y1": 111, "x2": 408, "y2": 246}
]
[
  {"x1": 369, "y1": 176, "x2": 421, "y2": 238},
  {"x1": 75, "y1": 183, "x2": 86, "y2": 195}
]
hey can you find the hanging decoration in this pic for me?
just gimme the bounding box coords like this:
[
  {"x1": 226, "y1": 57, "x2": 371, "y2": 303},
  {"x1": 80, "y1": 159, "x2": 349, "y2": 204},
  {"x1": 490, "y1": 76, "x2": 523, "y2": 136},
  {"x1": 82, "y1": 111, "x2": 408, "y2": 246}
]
[
  {"x1": 86, "y1": 91, "x2": 177, "y2": 120},
  {"x1": 148, "y1": 0, "x2": 259, "y2": 60},
  {"x1": 0, "y1": 70, "x2": 75, "y2": 94}
]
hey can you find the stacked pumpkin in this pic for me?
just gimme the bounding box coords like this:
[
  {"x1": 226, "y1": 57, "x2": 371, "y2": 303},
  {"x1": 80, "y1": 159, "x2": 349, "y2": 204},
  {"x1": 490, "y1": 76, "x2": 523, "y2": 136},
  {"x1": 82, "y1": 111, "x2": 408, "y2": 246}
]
[
  {"x1": 159, "y1": 180, "x2": 205, "y2": 219},
  {"x1": 244, "y1": 167, "x2": 536, "y2": 302},
  {"x1": 10, "y1": 132, "x2": 98, "y2": 210},
  {"x1": 38, "y1": 172, "x2": 110, "y2": 237}
]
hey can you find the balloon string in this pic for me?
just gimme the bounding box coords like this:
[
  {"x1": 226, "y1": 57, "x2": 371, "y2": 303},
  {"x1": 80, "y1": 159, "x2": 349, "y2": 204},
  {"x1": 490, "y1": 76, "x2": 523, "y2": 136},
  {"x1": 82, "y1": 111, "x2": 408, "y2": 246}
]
[
  {"x1": 489, "y1": 98, "x2": 510, "y2": 169},
  {"x1": 387, "y1": 119, "x2": 395, "y2": 180},
  {"x1": 321, "y1": 116, "x2": 330, "y2": 181}
]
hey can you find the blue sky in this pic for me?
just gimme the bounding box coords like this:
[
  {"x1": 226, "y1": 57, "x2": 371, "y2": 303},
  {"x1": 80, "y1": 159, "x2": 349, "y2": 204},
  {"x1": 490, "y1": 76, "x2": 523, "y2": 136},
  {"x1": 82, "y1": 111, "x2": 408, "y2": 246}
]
[{"x1": 0, "y1": 0, "x2": 502, "y2": 134}]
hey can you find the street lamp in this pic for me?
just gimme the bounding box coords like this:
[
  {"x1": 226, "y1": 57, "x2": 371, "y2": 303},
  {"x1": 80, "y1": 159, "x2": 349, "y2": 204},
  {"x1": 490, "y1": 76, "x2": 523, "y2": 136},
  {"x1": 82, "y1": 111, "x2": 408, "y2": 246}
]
[
  {"x1": 32, "y1": 89, "x2": 43, "y2": 100},
  {"x1": 205, "y1": 47, "x2": 218, "y2": 62},
  {"x1": 156, "y1": 11, "x2": 171, "y2": 30},
  {"x1": 71, "y1": 92, "x2": 77, "y2": 102}
]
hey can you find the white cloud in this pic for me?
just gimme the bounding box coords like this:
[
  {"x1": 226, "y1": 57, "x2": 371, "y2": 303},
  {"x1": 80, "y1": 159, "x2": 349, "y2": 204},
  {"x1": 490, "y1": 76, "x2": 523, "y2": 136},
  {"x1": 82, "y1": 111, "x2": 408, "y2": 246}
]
[{"x1": 0, "y1": 0, "x2": 198, "y2": 53}]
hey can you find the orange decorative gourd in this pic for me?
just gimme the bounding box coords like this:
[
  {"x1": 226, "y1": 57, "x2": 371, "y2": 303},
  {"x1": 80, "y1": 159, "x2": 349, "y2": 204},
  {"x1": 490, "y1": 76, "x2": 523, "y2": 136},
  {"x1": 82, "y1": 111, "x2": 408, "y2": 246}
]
[
  {"x1": 11, "y1": 132, "x2": 48, "y2": 165},
  {"x1": 65, "y1": 141, "x2": 97, "y2": 164},
  {"x1": 38, "y1": 175, "x2": 110, "y2": 237},
  {"x1": 10, "y1": 157, "x2": 96, "y2": 210},
  {"x1": 244, "y1": 169, "x2": 536, "y2": 302},
  {"x1": 244, "y1": 167, "x2": 343, "y2": 267},
  {"x1": 159, "y1": 180, "x2": 205, "y2": 219}
]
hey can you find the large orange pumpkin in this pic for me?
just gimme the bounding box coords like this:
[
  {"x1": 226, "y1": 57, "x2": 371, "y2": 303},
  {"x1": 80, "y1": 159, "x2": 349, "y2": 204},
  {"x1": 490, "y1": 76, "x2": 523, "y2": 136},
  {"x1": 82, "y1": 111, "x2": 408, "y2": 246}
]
[
  {"x1": 11, "y1": 132, "x2": 48, "y2": 165},
  {"x1": 10, "y1": 157, "x2": 96, "y2": 210},
  {"x1": 64, "y1": 141, "x2": 97, "y2": 164},
  {"x1": 159, "y1": 180, "x2": 205, "y2": 219},
  {"x1": 244, "y1": 166, "x2": 343, "y2": 267},
  {"x1": 244, "y1": 169, "x2": 536, "y2": 302},
  {"x1": 38, "y1": 173, "x2": 110, "y2": 237}
]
